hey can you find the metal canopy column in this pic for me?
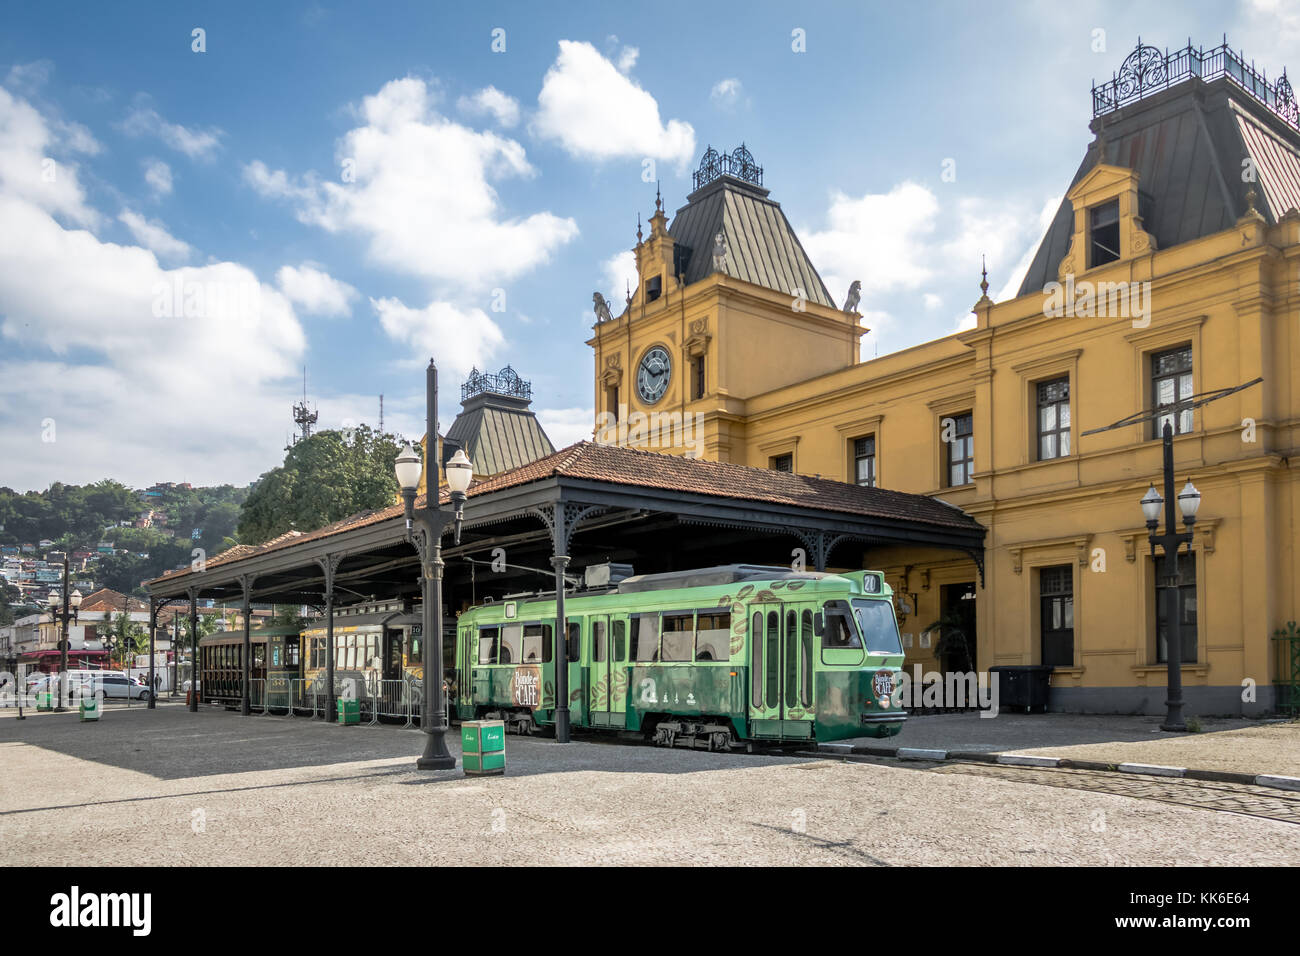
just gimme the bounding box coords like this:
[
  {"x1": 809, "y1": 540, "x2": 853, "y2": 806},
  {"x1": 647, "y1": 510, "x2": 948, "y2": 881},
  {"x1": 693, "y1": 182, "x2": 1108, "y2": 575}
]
[
  {"x1": 317, "y1": 554, "x2": 342, "y2": 723},
  {"x1": 239, "y1": 574, "x2": 255, "y2": 716},
  {"x1": 187, "y1": 587, "x2": 199, "y2": 713},
  {"x1": 147, "y1": 600, "x2": 158, "y2": 710}
]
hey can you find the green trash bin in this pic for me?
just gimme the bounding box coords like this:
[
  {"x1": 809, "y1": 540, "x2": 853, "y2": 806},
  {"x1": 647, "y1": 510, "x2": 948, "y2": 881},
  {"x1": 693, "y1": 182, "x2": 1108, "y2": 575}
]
[
  {"x1": 79, "y1": 696, "x2": 101, "y2": 722},
  {"x1": 36, "y1": 691, "x2": 54, "y2": 711},
  {"x1": 462, "y1": 720, "x2": 505, "y2": 776},
  {"x1": 337, "y1": 698, "x2": 360, "y2": 725}
]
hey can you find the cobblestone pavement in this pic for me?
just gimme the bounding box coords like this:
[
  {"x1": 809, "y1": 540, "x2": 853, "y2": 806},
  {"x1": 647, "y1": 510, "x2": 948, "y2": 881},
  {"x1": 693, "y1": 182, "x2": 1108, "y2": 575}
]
[
  {"x1": 2, "y1": 704, "x2": 1299, "y2": 866},
  {"x1": 930, "y1": 763, "x2": 1300, "y2": 826}
]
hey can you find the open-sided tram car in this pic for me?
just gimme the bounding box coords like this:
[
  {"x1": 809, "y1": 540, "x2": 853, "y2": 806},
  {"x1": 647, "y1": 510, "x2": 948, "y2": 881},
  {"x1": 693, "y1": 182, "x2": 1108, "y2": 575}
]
[
  {"x1": 452, "y1": 565, "x2": 906, "y2": 749},
  {"x1": 199, "y1": 625, "x2": 302, "y2": 707}
]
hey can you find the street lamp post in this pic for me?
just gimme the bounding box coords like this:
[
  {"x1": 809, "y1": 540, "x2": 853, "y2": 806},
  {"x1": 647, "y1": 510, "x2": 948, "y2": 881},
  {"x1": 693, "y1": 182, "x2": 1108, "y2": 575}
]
[
  {"x1": 1140, "y1": 420, "x2": 1201, "y2": 733},
  {"x1": 394, "y1": 359, "x2": 472, "y2": 772},
  {"x1": 46, "y1": 555, "x2": 82, "y2": 710}
]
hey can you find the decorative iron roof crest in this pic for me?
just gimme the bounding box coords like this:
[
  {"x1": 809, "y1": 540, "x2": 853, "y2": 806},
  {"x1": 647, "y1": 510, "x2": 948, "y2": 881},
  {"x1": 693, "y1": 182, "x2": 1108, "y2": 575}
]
[
  {"x1": 693, "y1": 143, "x2": 764, "y2": 191},
  {"x1": 462, "y1": 365, "x2": 531, "y2": 402}
]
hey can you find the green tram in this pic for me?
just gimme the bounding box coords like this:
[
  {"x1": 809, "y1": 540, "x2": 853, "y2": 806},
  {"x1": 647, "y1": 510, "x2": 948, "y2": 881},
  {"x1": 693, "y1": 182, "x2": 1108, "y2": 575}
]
[{"x1": 452, "y1": 565, "x2": 906, "y2": 749}]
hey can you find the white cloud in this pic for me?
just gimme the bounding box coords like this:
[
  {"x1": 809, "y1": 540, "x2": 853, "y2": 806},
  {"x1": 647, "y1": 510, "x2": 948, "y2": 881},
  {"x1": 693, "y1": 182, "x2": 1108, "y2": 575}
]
[
  {"x1": 0, "y1": 85, "x2": 99, "y2": 228},
  {"x1": 535, "y1": 406, "x2": 593, "y2": 449},
  {"x1": 246, "y1": 77, "x2": 578, "y2": 290},
  {"x1": 117, "y1": 209, "x2": 192, "y2": 261},
  {"x1": 5, "y1": 60, "x2": 53, "y2": 92},
  {"x1": 600, "y1": 249, "x2": 637, "y2": 310},
  {"x1": 276, "y1": 262, "x2": 358, "y2": 317},
  {"x1": 923, "y1": 293, "x2": 942, "y2": 310},
  {"x1": 995, "y1": 194, "x2": 1062, "y2": 301},
  {"x1": 371, "y1": 296, "x2": 504, "y2": 375},
  {"x1": 617, "y1": 46, "x2": 639, "y2": 73},
  {"x1": 801, "y1": 181, "x2": 940, "y2": 305},
  {"x1": 456, "y1": 86, "x2": 520, "y2": 128},
  {"x1": 143, "y1": 158, "x2": 173, "y2": 198},
  {"x1": 710, "y1": 78, "x2": 742, "y2": 109},
  {"x1": 120, "y1": 103, "x2": 222, "y2": 161},
  {"x1": 532, "y1": 40, "x2": 695, "y2": 167},
  {"x1": 0, "y1": 88, "x2": 307, "y2": 491}
]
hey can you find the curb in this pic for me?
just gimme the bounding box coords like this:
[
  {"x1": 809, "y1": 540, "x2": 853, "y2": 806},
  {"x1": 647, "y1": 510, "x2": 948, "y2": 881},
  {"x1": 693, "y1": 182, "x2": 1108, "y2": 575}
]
[{"x1": 815, "y1": 744, "x2": 1300, "y2": 794}]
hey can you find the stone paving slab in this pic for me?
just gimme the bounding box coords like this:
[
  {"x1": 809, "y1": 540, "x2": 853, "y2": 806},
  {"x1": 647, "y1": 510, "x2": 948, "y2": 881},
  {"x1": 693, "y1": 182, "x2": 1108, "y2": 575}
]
[
  {"x1": 838, "y1": 713, "x2": 1300, "y2": 778},
  {"x1": 3, "y1": 704, "x2": 1299, "y2": 866}
]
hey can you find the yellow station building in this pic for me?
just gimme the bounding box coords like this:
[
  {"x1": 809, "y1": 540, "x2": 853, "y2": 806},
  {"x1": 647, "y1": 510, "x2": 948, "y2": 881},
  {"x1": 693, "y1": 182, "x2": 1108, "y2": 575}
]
[{"x1": 587, "y1": 41, "x2": 1300, "y2": 715}]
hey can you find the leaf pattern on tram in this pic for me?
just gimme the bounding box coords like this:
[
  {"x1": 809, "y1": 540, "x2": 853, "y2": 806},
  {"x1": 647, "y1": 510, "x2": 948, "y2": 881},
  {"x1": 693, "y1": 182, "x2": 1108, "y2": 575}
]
[
  {"x1": 591, "y1": 677, "x2": 607, "y2": 708},
  {"x1": 736, "y1": 585, "x2": 755, "y2": 600},
  {"x1": 717, "y1": 594, "x2": 731, "y2": 606},
  {"x1": 786, "y1": 580, "x2": 805, "y2": 591},
  {"x1": 756, "y1": 589, "x2": 777, "y2": 602},
  {"x1": 730, "y1": 632, "x2": 745, "y2": 655},
  {"x1": 570, "y1": 687, "x2": 582, "y2": 703},
  {"x1": 610, "y1": 669, "x2": 627, "y2": 706},
  {"x1": 770, "y1": 580, "x2": 786, "y2": 590}
]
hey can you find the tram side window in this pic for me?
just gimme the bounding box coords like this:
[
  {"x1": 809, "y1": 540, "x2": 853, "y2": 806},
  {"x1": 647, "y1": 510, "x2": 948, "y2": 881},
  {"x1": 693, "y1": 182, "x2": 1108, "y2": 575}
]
[
  {"x1": 821, "y1": 601, "x2": 861, "y2": 649},
  {"x1": 408, "y1": 626, "x2": 423, "y2": 665},
  {"x1": 521, "y1": 624, "x2": 552, "y2": 663},
  {"x1": 478, "y1": 627, "x2": 499, "y2": 665},
  {"x1": 612, "y1": 620, "x2": 627, "y2": 661},
  {"x1": 661, "y1": 613, "x2": 694, "y2": 662},
  {"x1": 751, "y1": 612, "x2": 763, "y2": 707},
  {"x1": 800, "y1": 610, "x2": 814, "y2": 706},
  {"x1": 784, "y1": 610, "x2": 798, "y2": 708},
  {"x1": 632, "y1": 614, "x2": 659, "y2": 662},
  {"x1": 592, "y1": 621, "x2": 607, "y2": 662},
  {"x1": 695, "y1": 612, "x2": 730, "y2": 661},
  {"x1": 566, "y1": 621, "x2": 581, "y2": 662},
  {"x1": 500, "y1": 624, "x2": 523, "y2": 664}
]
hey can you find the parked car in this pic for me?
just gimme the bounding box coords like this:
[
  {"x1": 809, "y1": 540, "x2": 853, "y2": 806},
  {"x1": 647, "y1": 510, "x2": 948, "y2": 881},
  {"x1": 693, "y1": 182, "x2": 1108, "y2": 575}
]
[{"x1": 84, "y1": 672, "x2": 153, "y2": 702}]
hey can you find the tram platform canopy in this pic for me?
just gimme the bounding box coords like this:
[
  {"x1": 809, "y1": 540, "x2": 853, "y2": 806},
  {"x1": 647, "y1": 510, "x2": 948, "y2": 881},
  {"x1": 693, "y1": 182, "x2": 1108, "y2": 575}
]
[{"x1": 144, "y1": 441, "x2": 986, "y2": 609}]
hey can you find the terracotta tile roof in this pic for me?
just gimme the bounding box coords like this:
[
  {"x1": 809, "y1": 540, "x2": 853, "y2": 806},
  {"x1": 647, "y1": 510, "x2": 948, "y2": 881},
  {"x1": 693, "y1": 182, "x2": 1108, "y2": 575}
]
[
  {"x1": 79, "y1": 588, "x2": 149, "y2": 613},
  {"x1": 146, "y1": 442, "x2": 979, "y2": 588}
]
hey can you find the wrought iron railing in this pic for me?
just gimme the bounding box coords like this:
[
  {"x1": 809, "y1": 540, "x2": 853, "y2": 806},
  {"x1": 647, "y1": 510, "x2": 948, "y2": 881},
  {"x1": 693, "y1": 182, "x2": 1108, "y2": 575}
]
[
  {"x1": 462, "y1": 366, "x2": 531, "y2": 402},
  {"x1": 1093, "y1": 39, "x2": 1299, "y2": 131},
  {"x1": 692, "y1": 144, "x2": 763, "y2": 191},
  {"x1": 1273, "y1": 622, "x2": 1300, "y2": 716}
]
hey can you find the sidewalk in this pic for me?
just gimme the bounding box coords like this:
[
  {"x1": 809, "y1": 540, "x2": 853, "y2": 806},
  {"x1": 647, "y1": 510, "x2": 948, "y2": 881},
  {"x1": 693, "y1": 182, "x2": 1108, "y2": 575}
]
[{"x1": 831, "y1": 713, "x2": 1300, "y2": 779}]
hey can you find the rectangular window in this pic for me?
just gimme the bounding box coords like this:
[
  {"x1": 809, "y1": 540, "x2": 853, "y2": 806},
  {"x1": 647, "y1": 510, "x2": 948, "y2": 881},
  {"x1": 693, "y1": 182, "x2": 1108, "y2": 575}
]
[
  {"x1": 853, "y1": 435, "x2": 876, "y2": 487},
  {"x1": 407, "y1": 625, "x2": 423, "y2": 665},
  {"x1": 945, "y1": 412, "x2": 974, "y2": 487},
  {"x1": 632, "y1": 614, "x2": 659, "y2": 662},
  {"x1": 692, "y1": 357, "x2": 705, "y2": 400},
  {"x1": 765, "y1": 611, "x2": 780, "y2": 708},
  {"x1": 612, "y1": 620, "x2": 627, "y2": 662},
  {"x1": 770, "y1": 453, "x2": 793, "y2": 473},
  {"x1": 566, "y1": 621, "x2": 580, "y2": 662},
  {"x1": 784, "y1": 610, "x2": 798, "y2": 708},
  {"x1": 1155, "y1": 554, "x2": 1197, "y2": 664},
  {"x1": 592, "y1": 620, "x2": 606, "y2": 662},
  {"x1": 1037, "y1": 378, "x2": 1071, "y2": 460},
  {"x1": 750, "y1": 612, "x2": 763, "y2": 707},
  {"x1": 607, "y1": 385, "x2": 619, "y2": 421},
  {"x1": 1089, "y1": 199, "x2": 1120, "y2": 267},
  {"x1": 1151, "y1": 346, "x2": 1193, "y2": 438},
  {"x1": 800, "y1": 610, "x2": 814, "y2": 706},
  {"x1": 660, "y1": 613, "x2": 694, "y2": 662},
  {"x1": 1039, "y1": 565, "x2": 1074, "y2": 667},
  {"x1": 499, "y1": 623, "x2": 522, "y2": 665},
  {"x1": 695, "y1": 612, "x2": 730, "y2": 661},
  {"x1": 521, "y1": 623, "x2": 550, "y2": 664}
]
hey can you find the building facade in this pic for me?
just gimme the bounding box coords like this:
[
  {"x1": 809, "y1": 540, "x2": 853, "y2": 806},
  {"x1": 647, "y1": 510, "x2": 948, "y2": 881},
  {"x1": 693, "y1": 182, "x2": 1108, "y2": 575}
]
[{"x1": 588, "y1": 41, "x2": 1300, "y2": 715}]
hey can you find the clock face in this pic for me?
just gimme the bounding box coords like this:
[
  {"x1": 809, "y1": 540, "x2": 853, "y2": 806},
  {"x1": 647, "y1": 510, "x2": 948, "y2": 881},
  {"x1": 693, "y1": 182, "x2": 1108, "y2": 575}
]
[{"x1": 636, "y1": 346, "x2": 672, "y2": 405}]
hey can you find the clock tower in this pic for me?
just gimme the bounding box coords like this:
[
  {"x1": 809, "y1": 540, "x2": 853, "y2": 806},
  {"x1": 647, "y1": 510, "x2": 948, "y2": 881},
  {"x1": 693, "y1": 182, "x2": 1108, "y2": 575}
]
[{"x1": 587, "y1": 144, "x2": 864, "y2": 464}]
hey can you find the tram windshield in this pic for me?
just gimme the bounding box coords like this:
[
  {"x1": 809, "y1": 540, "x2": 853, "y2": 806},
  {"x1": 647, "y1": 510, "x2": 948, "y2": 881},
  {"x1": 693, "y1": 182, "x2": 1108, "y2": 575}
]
[{"x1": 852, "y1": 600, "x2": 904, "y2": 655}]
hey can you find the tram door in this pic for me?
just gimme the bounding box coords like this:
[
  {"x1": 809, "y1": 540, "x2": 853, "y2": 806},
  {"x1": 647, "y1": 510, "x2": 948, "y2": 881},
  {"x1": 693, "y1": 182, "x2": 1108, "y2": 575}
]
[
  {"x1": 587, "y1": 615, "x2": 629, "y2": 728},
  {"x1": 749, "y1": 604, "x2": 815, "y2": 735}
]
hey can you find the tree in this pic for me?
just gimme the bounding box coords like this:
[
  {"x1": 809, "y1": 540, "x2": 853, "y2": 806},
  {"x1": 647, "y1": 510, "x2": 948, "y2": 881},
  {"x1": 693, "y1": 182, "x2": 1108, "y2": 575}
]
[
  {"x1": 100, "y1": 611, "x2": 148, "y2": 670},
  {"x1": 237, "y1": 426, "x2": 403, "y2": 545}
]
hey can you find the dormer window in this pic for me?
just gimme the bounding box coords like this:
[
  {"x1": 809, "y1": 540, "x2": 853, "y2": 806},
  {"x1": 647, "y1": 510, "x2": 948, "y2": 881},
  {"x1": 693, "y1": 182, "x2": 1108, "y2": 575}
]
[{"x1": 1089, "y1": 199, "x2": 1120, "y2": 267}]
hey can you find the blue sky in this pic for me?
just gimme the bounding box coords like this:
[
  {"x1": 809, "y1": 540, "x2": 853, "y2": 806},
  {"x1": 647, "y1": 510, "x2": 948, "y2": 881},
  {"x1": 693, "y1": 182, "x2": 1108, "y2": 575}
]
[{"x1": 0, "y1": 0, "x2": 1292, "y2": 492}]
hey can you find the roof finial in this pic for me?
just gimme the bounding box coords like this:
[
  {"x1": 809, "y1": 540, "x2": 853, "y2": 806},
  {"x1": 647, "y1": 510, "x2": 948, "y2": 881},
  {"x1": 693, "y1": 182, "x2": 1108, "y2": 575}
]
[
  {"x1": 980, "y1": 255, "x2": 989, "y2": 297},
  {"x1": 625, "y1": 279, "x2": 631, "y2": 306},
  {"x1": 655, "y1": 180, "x2": 663, "y2": 213},
  {"x1": 636, "y1": 212, "x2": 642, "y2": 243}
]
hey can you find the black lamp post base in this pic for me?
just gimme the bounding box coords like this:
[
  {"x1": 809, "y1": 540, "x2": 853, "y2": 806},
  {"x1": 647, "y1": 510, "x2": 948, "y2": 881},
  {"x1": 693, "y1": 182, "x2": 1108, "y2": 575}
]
[{"x1": 416, "y1": 755, "x2": 457, "y2": 770}]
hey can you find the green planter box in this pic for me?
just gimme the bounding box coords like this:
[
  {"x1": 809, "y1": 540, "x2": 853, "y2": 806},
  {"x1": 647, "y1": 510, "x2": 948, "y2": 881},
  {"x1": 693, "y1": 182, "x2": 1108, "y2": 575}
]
[
  {"x1": 461, "y1": 720, "x2": 505, "y2": 776},
  {"x1": 337, "y1": 698, "x2": 360, "y2": 725},
  {"x1": 80, "y1": 697, "x2": 101, "y2": 722},
  {"x1": 36, "y1": 692, "x2": 54, "y2": 711}
]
